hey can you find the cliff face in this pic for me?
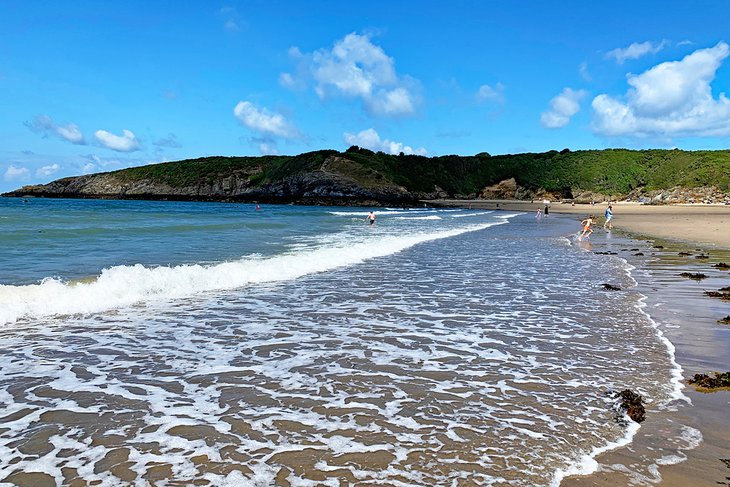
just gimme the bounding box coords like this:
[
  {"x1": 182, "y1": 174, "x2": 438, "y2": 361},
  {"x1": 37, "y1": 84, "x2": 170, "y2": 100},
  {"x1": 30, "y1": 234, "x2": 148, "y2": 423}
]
[
  {"x1": 6, "y1": 155, "x2": 421, "y2": 206},
  {"x1": 5, "y1": 148, "x2": 730, "y2": 205}
]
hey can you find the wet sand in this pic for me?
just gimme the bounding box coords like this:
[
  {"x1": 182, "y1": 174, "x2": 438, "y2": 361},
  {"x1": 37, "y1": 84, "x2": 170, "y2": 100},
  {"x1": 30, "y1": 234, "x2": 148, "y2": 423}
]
[
  {"x1": 562, "y1": 240, "x2": 730, "y2": 487},
  {"x1": 427, "y1": 199, "x2": 730, "y2": 486}
]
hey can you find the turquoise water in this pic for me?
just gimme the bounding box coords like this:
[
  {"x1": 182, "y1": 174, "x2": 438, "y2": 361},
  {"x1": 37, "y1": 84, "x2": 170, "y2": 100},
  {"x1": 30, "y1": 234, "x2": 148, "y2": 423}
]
[
  {"x1": 1, "y1": 198, "x2": 350, "y2": 285},
  {"x1": 0, "y1": 198, "x2": 684, "y2": 486}
]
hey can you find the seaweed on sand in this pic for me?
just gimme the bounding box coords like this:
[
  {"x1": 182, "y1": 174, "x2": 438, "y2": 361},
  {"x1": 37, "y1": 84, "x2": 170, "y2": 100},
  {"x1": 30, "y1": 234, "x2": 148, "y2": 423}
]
[{"x1": 688, "y1": 372, "x2": 730, "y2": 389}]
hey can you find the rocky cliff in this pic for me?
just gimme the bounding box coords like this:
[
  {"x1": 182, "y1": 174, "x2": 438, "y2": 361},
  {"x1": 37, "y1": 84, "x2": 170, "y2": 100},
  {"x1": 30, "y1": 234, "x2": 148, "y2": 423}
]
[
  {"x1": 5, "y1": 154, "x2": 423, "y2": 206},
  {"x1": 5, "y1": 148, "x2": 730, "y2": 205}
]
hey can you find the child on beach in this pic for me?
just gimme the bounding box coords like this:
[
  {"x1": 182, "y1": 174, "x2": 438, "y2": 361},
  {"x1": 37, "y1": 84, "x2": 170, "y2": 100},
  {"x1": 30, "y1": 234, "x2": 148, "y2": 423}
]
[
  {"x1": 536, "y1": 208, "x2": 542, "y2": 221},
  {"x1": 366, "y1": 211, "x2": 376, "y2": 225},
  {"x1": 578, "y1": 215, "x2": 595, "y2": 241}
]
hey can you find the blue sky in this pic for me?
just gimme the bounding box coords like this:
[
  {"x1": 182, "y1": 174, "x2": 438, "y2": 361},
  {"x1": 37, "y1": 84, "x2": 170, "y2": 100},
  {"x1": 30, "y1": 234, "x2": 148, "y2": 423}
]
[{"x1": 2, "y1": 1, "x2": 730, "y2": 192}]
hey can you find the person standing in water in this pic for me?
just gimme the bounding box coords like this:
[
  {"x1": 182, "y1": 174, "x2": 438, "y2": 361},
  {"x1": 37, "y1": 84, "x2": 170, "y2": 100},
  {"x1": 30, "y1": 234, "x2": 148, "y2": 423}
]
[
  {"x1": 366, "y1": 211, "x2": 376, "y2": 225},
  {"x1": 544, "y1": 204, "x2": 549, "y2": 217},
  {"x1": 536, "y1": 208, "x2": 542, "y2": 221},
  {"x1": 603, "y1": 204, "x2": 613, "y2": 230}
]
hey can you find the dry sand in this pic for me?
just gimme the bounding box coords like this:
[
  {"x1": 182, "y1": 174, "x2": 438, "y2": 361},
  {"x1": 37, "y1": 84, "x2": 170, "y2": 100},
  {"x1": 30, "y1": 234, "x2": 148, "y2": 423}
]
[{"x1": 426, "y1": 200, "x2": 730, "y2": 486}]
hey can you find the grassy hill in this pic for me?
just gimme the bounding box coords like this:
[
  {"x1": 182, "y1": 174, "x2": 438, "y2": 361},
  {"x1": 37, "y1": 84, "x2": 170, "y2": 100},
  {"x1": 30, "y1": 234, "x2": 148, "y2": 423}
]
[{"x1": 6, "y1": 147, "x2": 730, "y2": 203}]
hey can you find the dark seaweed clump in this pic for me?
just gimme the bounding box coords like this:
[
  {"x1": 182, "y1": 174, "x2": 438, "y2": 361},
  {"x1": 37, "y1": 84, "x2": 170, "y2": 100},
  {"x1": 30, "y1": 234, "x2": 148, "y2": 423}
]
[
  {"x1": 688, "y1": 372, "x2": 730, "y2": 389},
  {"x1": 679, "y1": 272, "x2": 707, "y2": 280},
  {"x1": 612, "y1": 389, "x2": 646, "y2": 423},
  {"x1": 705, "y1": 287, "x2": 730, "y2": 301}
]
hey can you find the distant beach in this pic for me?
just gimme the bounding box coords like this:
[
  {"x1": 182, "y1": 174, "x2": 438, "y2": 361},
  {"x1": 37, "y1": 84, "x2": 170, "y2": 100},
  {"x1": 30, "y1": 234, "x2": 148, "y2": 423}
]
[{"x1": 426, "y1": 200, "x2": 730, "y2": 249}]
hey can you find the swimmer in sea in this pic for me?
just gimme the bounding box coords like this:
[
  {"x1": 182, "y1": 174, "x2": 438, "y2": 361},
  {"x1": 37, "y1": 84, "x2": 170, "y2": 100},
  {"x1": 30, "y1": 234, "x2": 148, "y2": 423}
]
[
  {"x1": 366, "y1": 211, "x2": 376, "y2": 225},
  {"x1": 578, "y1": 215, "x2": 595, "y2": 241}
]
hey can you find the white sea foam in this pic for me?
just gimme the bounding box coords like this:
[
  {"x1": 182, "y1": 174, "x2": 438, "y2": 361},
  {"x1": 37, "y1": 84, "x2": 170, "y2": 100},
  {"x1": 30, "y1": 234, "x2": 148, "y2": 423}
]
[
  {"x1": 550, "y1": 417, "x2": 641, "y2": 487},
  {"x1": 618, "y1": 257, "x2": 689, "y2": 405},
  {"x1": 451, "y1": 211, "x2": 493, "y2": 217},
  {"x1": 0, "y1": 221, "x2": 505, "y2": 326},
  {"x1": 394, "y1": 215, "x2": 442, "y2": 220},
  {"x1": 0, "y1": 209, "x2": 684, "y2": 486}
]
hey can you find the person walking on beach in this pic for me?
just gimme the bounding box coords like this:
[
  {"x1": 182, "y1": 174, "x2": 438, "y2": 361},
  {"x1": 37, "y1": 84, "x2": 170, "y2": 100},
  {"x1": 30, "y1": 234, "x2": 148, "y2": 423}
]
[
  {"x1": 544, "y1": 205, "x2": 549, "y2": 217},
  {"x1": 366, "y1": 211, "x2": 376, "y2": 225},
  {"x1": 603, "y1": 204, "x2": 613, "y2": 230},
  {"x1": 536, "y1": 207, "x2": 542, "y2": 221},
  {"x1": 578, "y1": 215, "x2": 595, "y2": 241}
]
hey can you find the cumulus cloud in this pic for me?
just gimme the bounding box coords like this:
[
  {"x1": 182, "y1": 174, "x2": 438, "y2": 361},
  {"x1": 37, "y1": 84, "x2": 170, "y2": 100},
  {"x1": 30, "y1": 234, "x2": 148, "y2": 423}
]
[
  {"x1": 343, "y1": 128, "x2": 427, "y2": 155},
  {"x1": 36, "y1": 164, "x2": 60, "y2": 177},
  {"x1": 592, "y1": 42, "x2": 730, "y2": 138},
  {"x1": 606, "y1": 40, "x2": 669, "y2": 64},
  {"x1": 476, "y1": 83, "x2": 505, "y2": 103},
  {"x1": 233, "y1": 101, "x2": 300, "y2": 139},
  {"x1": 255, "y1": 139, "x2": 279, "y2": 155},
  {"x1": 25, "y1": 114, "x2": 86, "y2": 145},
  {"x1": 540, "y1": 88, "x2": 588, "y2": 128},
  {"x1": 283, "y1": 33, "x2": 420, "y2": 117},
  {"x1": 94, "y1": 129, "x2": 141, "y2": 152},
  {"x1": 233, "y1": 101, "x2": 302, "y2": 155},
  {"x1": 3, "y1": 165, "x2": 30, "y2": 182}
]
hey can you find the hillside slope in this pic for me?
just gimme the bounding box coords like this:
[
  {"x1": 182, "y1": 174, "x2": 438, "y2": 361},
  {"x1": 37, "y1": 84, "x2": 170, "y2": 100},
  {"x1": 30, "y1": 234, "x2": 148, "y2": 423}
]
[{"x1": 5, "y1": 147, "x2": 730, "y2": 205}]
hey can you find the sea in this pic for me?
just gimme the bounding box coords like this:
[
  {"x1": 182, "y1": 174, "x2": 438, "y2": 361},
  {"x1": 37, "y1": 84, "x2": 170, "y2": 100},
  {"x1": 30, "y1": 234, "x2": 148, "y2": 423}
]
[{"x1": 0, "y1": 198, "x2": 693, "y2": 486}]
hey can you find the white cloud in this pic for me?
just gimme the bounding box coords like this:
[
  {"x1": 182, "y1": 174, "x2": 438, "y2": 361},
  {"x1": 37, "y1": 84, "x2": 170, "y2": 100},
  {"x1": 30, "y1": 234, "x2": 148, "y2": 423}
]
[
  {"x1": 540, "y1": 88, "x2": 588, "y2": 128},
  {"x1": 367, "y1": 87, "x2": 416, "y2": 116},
  {"x1": 25, "y1": 114, "x2": 86, "y2": 145},
  {"x1": 606, "y1": 40, "x2": 669, "y2": 64},
  {"x1": 343, "y1": 128, "x2": 427, "y2": 155},
  {"x1": 36, "y1": 164, "x2": 60, "y2": 177},
  {"x1": 476, "y1": 83, "x2": 505, "y2": 103},
  {"x1": 82, "y1": 162, "x2": 96, "y2": 174},
  {"x1": 592, "y1": 42, "x2": 730, "y2": 138},
  {"x1": 284, "y1": 32, "x2": 419, "y2": 117},
  {"x1": 94, "y1": 129, "x2": 141, "y2": 152},
  {"x1": 257, "y1": 140, "x2": 279, "y2": 155},
  {"x1": 279, "y1": 72, "x2": 296, "y2": 88},
  {"x1": 233, "y1": 101, "x2": 300, "y2": 139},
  {"x1": 3, "y1": 165, "x2": 30, "y2": 182}
]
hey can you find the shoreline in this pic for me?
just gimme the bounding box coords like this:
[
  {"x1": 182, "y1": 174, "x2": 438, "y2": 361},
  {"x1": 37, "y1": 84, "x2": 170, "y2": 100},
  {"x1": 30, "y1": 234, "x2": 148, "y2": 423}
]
[
  {"x1": 429, "y1": 201, "x2": 730, "y2": 485},
  {"x1": 425, "y1": 200, "x2": 730, "y2": 250},
  {"x1": 562, "y1": 234, "x2": 730, "y2": 486}
]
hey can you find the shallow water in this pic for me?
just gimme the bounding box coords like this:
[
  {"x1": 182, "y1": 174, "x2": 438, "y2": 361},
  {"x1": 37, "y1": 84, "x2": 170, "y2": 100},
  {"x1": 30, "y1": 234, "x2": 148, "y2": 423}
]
[{"x1": 0, "y1": 199, "x2": 681, "y2": 485}]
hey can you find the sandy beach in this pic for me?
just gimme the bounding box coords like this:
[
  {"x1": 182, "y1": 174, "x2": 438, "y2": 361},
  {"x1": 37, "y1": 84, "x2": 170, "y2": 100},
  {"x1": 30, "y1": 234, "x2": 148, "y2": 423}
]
[
  {"x1": 427, "y1": 199, "x2": 730, "y2": 486},
  {"x1": 427, "y1": 200, "x2": 730, "y2": 249}
]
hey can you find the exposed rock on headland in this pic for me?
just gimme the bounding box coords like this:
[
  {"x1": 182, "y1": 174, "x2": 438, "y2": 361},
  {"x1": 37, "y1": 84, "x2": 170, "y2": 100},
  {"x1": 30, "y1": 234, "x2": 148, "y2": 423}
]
[{"x1": 4, "y1": 147, "x2": 730, "y2": 205}]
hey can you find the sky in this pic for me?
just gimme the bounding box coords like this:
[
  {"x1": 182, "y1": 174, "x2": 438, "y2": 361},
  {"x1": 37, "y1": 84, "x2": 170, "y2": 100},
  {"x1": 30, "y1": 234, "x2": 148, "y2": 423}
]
[{"x1": 2, "y1": 0, "x2": 730, "y2": 192}]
